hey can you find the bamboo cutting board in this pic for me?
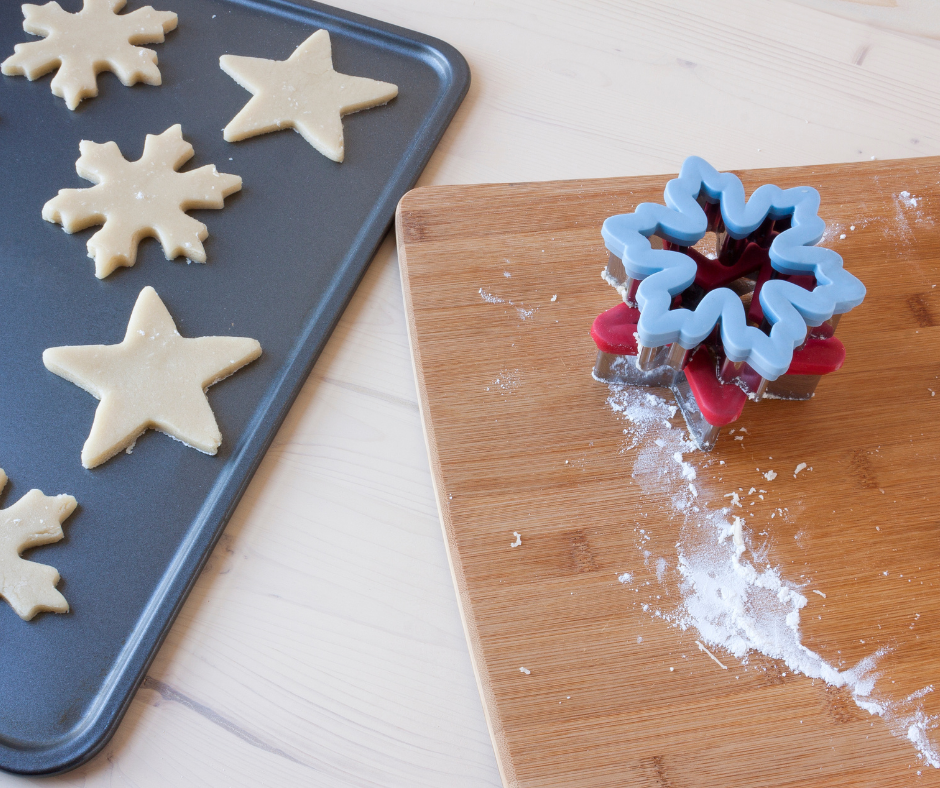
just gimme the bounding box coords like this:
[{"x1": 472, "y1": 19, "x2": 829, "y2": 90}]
[{"x1": 396, "y1": 158, "x2": 940, "y2": 788}]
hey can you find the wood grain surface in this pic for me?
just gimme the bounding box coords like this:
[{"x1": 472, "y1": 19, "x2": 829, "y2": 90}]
[{"x1": 398, "y1": 157, "x2": 940, "y2": 787}]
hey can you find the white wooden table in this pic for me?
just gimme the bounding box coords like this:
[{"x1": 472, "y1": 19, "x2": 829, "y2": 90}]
[{"x1": 7, "y1": 1, "x2": 940, "y2": 785}]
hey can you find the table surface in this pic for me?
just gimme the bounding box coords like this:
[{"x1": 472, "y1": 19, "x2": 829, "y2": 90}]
[{"x1": 5, "y1": 1, "x2": 940, "y2": 785}]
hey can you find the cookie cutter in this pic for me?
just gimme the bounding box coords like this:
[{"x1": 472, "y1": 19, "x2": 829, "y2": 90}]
[{"x1": 591, "y1": 156, "x2": 866, "y2": 449}]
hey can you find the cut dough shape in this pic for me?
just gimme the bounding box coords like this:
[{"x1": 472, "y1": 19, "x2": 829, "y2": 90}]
[
  {"x1": 220, "y1": 29, "x2": 398, "y2": 163},
  {"x1": 43, "y1": 125, "x2": 242, "y2": 279},
  {"x1": 0, "y1": 468, "x2": 76, "y2": 621},
  {"x1": 1, "y1": 0, "x2": 177, "y2": 110},
  {"x1": 44, "y1": 286, "x2": 262, "y2": 469}
]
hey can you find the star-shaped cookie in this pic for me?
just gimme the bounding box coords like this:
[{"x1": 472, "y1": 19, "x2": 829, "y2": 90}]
[
  {"x1": 220, "y1": 29, "x2": 398, "y2": 162},
  {"x1": 43, "y1": 286, "x2": 262, "y2": 469}
]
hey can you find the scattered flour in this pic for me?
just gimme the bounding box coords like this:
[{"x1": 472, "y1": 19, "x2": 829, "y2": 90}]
[
  {"x1": 893, "y1": 190, "x2": 933, "y2": 244},
  {"x1": 673, "y1": 451, "x2": 696, "y2": 480},
  {"x1": 608, "y1": 389, "x2": 678, "y2": 451},
  {"x1": 603, "y1": 384, "x2": 939, "y2": 769},
  {"x1": 820, "y1": 222, "x2": 845, "y2": 244},
  {"x1": 655, "y1": 557, "x2": 668, "y2": 583},
  {"x1": 478, "y1": 286, "x2": 537, "y2": 320},
  {"x1": 493, "y1": 369, "x2": 520, "y2": 394},
  {"x1": 519, "y1": 666, "x2": 530, "y2": 675},
  {"x1": 510, "y1": 532, "x2": 522, "y2": 548}
]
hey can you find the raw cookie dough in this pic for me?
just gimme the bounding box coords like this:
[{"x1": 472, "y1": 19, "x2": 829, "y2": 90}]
[
  {"x1": 220, "y1": 29, "x2": 398, "y2": 163},
  {"x1": 43, "y1": 125, "x2": 242, "y2": 279},
  {"x1": 0, "y1": 468, "x2": 76, "y2": 621},
  {"x1": 43, "y1": 286, "x2": 262, "y2": 469},
  {"x1": 1, "y1": 0, "x2": 177, "y2": 110}
]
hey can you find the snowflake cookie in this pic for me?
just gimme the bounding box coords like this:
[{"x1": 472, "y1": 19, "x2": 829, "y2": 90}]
[
  {"x1": 0, "y1": 468, "x2": 76, "y2": 621},
  {"x1": 43, "y1": 125, "x2": 242, "y2": 279},
  {"x1": 44, "y1": 286, "x2": 262, "y2": 469},
  {"x1": 1, "y1": 0, "x2": 178, "y2": 110},
  {"x1": 220, "y1": 29, "x2": 399, "y2": 163}
]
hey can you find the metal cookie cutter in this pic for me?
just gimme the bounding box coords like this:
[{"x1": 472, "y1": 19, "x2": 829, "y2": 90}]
[{"x1": 591, "y1": 156, "x2": 866, "y2": 450}]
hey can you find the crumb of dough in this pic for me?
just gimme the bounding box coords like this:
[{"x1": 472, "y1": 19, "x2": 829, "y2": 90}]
[
  {"x1": 732, "y1": 517, "x2": 745, "y2": 548},
  {"x1": 696, "y1": 640, "x2": 728, "y2": 670}
]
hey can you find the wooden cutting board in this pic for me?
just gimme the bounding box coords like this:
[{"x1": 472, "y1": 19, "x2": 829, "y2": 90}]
[{"x1": 395, "y1": 158, "x2": 940, "y2": 788}]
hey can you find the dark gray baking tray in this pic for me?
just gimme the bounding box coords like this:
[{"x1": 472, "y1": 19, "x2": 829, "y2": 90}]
[{"x1": 0, "y1": 0, "x2": 468, "y2": 774}]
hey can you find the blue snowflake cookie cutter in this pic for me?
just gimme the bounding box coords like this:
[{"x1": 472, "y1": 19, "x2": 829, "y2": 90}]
[{"x1": 600, "y1": 156, "x2": 866, "y2": 381}]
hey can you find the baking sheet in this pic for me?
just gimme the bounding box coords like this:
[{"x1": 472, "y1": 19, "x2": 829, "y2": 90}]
[{"x1": 0, "y1": 0, "x2": 468, "y2": 774}]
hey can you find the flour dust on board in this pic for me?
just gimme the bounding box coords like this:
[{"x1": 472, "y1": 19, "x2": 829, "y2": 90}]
[{"x1": 606, "y1": 384, "x2": 940, "y2": 771}]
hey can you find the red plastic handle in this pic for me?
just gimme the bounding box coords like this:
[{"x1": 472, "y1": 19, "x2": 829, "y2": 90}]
[
  {"x1": 787, "y1": 336, "x2": 845, "y2": 376},
  {"x1": 590, "y1": 302, "x2": 640, "y2": 355},
  {"x1": 683, "y1": 350, "x2": 747, "y2": 426}
]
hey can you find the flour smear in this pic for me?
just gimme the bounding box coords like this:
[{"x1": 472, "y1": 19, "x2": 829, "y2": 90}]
[
  {"x1": 479, "y1": 286, "x2": 536, "y2": 320},
  {"x1": 607, "y1": 385, "x2": 940, "y2": 769}
]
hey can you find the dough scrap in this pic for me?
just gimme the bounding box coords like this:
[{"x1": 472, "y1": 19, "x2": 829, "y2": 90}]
[
  {"x1": 44, "y1": 286, "x2": 262, "y2": 469},
  {"x1": 43, "y1": 125, "x2": 242, "y2": 279},
  {"x1": 220, "y1": 29, "x2": 398, "y2": 163},
  {"x1": 1, "y1": 0, "x2": 177, "y2": 110},
  {"x1": 0, "y1": 468, "x2": 76, "y2": 621}
]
